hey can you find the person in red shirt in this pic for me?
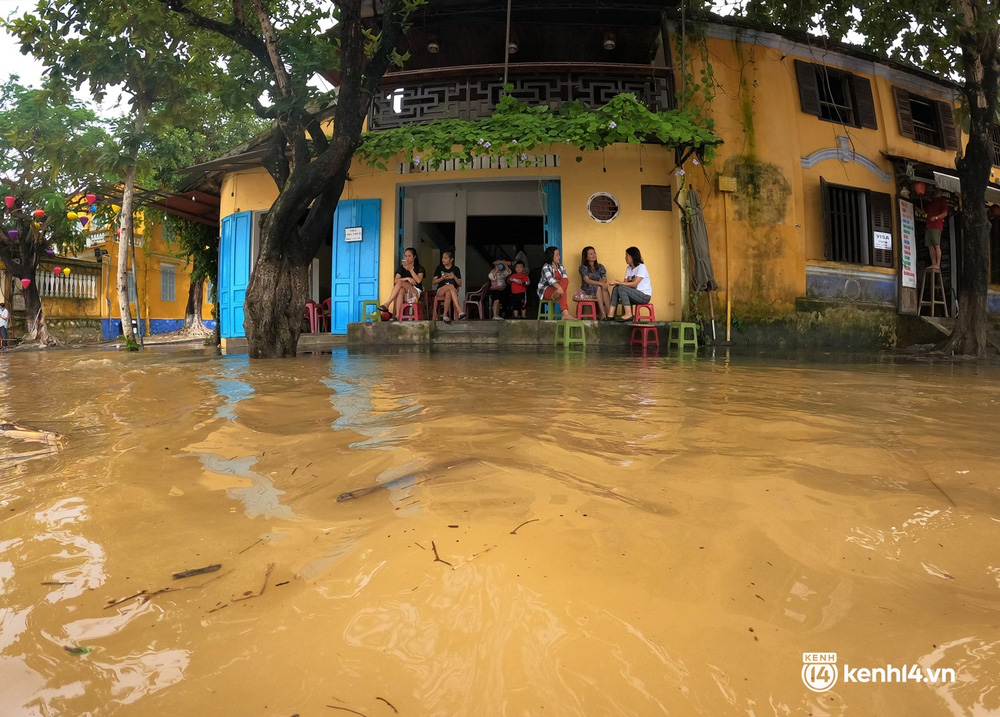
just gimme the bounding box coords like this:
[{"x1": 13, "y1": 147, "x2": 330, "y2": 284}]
[
  {"x1": 508, "y1": 261, "x2": 530, "y2": 318},
  {"x1": 924, "y1": 191, "x2": 950, "y2": 270}
]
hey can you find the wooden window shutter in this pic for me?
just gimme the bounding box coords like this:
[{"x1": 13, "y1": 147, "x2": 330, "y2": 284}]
[
  {"x1": 795, "y1": 60, "x2": 822, "y2": 117},
  {"x1": 852, "y1": 75, "x2": 878, "y2": 130},
  {"x1": 821, "y1": 177, "x2": 832, "y2": 260},
  {"x1": 892, "y1": 86, "x2": 916, "y2": 139},
  {"x1": 937, "y1": 101, "x2": 960, "y2": 151},
  {"x1": 869, "y1": 191, "x2": 894, "y2": 267},
  {"x1": 991, "y1": 125, "x2": 1000, "y2": 166}
]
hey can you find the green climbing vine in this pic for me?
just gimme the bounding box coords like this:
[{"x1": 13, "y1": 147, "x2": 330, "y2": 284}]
[{"x1": 357, "y1": 91, "x2": 720, "y2": 171}]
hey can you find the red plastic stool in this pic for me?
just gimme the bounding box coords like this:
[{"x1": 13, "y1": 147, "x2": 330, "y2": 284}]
[
  {"x1": 400, "y1": 302, "x2": 424, "y2": 321},
  {"x1": 630, "y1": 324, "x2": 659, "y2": 348},
  {"x1": 575, "y1": 300, "x2": 599, "y2": 320},
  {"x1": 634, "y1": 303, "x2": 656, "y2": 322}
]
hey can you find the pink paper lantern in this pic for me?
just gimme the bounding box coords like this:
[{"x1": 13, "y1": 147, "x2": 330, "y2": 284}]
[
  {"x1": 86, "y1": 193, "x2": 97, "y2": 205},
  {"x1": 53, "y1": 266, "x2": 61, "y2": 276},
  {"x1": 20, "y1": 278, "x2": 30, "y2": 289},
  {"x1": 4, "y1": 196, "x2": 14, "y2": 209}
]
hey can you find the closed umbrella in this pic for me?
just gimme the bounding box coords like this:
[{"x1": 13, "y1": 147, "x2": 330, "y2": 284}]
[{"x1": 685, "y1": 188, "x2": 719, "y2": 339}]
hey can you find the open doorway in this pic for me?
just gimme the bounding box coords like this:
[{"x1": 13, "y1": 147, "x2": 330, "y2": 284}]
[
  {"x1": 465, "y1": 215, "x2": 545, "y2": 305},
  {"x1": 913, "y1": 192, "x2": 960, "y2": 315}
]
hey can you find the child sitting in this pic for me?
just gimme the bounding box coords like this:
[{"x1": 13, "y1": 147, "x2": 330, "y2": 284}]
[{"x1": 508, "y1": 261, "x2": 530, "y2": 318}]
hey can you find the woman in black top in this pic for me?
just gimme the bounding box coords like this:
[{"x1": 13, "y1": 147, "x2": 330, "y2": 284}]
[
  {"x1": 379, "y1": 247, "x2": 424, "y2": 319},
  {"x1": 432, "y1": 250, "x2": 463, "y2": 322}
]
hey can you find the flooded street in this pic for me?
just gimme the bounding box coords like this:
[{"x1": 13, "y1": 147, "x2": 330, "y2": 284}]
[{"x1": 0, "y1": 347, "x2": 998, "y2": 716}]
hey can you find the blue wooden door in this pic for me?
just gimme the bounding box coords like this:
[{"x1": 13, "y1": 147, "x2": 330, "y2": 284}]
[
  {"x1": 218, "y1": 212, "x2": 252, "y2": 338},
  {"x1": 331, "y1": 199, "x2": 381, "y2": 334},
  {"x1": 542, "y1": 180, "x2": 562, "y2": 253}
]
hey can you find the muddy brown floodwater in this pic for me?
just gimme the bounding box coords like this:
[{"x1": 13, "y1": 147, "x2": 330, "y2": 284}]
[{"x1": 1, "y1": 347, "x2": 999, "y2": 716}]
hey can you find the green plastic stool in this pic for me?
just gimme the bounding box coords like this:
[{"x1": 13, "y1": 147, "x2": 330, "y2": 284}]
[
  {"x1": 537, "y1": 299, "x2": 558, "y2": 320},
  {"x1": 361, "y1": 300, "x2": 382, "y2": 323},
  {"x1": 555, "y1": 320, "x2": 586, "y2": 349},
  {"x1": 668, "y1": 322, "x2": 698, "y2": 351}
]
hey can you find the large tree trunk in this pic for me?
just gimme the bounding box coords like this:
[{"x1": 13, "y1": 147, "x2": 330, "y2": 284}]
[
  {"x1": 22, "y1": 274, "x2": 53, "y2": 345},
  {"x1": 941, "y1": 22, "x2": 1000, "y2": 356},
  {"x1": 244, "y1": 254, "x2": 311, "y2": 358},
  {"x1": 182, "y1": 276, "x2": 209, "y2": 334}
]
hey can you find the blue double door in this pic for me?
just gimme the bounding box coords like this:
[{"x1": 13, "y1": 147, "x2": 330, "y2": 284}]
[{"x1": 331, "y1": 199, "x2": 381, "y2": 334}]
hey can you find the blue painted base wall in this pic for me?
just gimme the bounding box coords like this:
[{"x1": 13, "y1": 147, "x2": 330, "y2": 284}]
[
  {"x1": 806, "y1": 267, "x2": 897, "y2": 305},
  {"x1": 101, "y1": 319, "x2": 217, "y2": 340}
]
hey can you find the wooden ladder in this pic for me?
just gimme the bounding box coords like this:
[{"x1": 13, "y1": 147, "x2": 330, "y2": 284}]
[{"x1": 918, "y1": 267, "x2": 949, "y2": 317}]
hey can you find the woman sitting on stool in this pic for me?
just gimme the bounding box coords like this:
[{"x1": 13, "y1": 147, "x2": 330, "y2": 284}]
[
  {"x1": 605, "y1": 246, "x2": 652, "y2": 322},
  {"x1": 537, "y1": 246, "x2": 572, "y2": 319},
  {"x1": 379, "y1": 247, "x2": 424, "y2": 319},
  {"x1": 432, "y1": 250, "x2": 464, "y2": 322}
]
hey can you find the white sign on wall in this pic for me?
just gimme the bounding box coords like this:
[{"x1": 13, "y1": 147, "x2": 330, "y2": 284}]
[
  {"x1": 873, "y1": 231, "x2": 892, "y2": 250},
  {"x1": 899, "y1": 200, "x2": 917, "y2": 289},
  {"x1": 345, "y1": 226, "x2": 363, "y2": 243}
]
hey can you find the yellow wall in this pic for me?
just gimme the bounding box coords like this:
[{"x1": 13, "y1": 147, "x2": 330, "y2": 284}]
[
  {"x1": 81, "y1": 216, "x2": 215, "y2": 326},
  {"x1": 221, "y1": 144, "x2": 687, "y2": 320}
]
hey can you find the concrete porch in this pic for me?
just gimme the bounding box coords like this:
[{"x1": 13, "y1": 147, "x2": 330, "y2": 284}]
[{"x1": 347, "y1": 319, "x2": 675, "y2": 351}]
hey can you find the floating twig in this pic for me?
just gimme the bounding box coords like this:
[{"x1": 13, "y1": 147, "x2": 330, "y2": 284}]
[
  {"x1": 238, "y1": 538, "x2": 263, "y2": 555},
  {"x1": 173, "y1": 564, "x2": 221, "y2": 580},
  {"x1": 430, "y1": 541, "x2": 452, "y2": 567},
  {"x1": 41, "y1": 581, "x2": 73, "y2": 586},
  {"x1": 376, "y1": 696, "x2": 398, "y2": 713},
  {"x1": 206, "y1": 604, "x2": 229, "y2": 614},
  {"x1": 292, "y1": 466, "x2": 298, "y2": 475},
  {"x1": 63, "y1": 646, "x2": 91, "y2": 656},
  {"x1": 510, "y1": 518, "x2": 539, "y2": 535},
  {"x1": 327, "y1": 706, "x2": 365, "y2": 716},
  {"x1": 103, "y1": 590, "x2": 148, "y2": 610}
]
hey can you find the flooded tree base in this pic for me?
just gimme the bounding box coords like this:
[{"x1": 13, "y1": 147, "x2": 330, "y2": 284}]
[{"x1": 0, "y1": 348, "x2": 997, "y2": 715}]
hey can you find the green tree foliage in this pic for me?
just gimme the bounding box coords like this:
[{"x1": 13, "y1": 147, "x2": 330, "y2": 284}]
[
  {"x1": 0, "y1": 79, "x2": 112, "y2": 344},
  {"x1": 731, "y1": 0, "x2": 1000, "y2": 355}
]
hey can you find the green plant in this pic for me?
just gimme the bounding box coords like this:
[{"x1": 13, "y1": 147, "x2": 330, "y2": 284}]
[
  {"x1": 120, "y1": 334, "x2": 141, "y2": 351},
  {"x1": 358, "y1": 90, "x2": 720, "y2": 171}
]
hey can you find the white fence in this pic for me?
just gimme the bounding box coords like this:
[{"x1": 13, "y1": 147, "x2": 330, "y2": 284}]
[{"x1": 36, "y1": 271, "x2": 99, "y2": 300}]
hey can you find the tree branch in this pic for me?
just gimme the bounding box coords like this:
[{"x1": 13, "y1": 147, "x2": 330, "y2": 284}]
[
  {"x1": 160, "y1": 0, "x2": 272, "y2": 74},
  {"x1": 249, "y1": 0, "x2": 292, "y2": 99}
]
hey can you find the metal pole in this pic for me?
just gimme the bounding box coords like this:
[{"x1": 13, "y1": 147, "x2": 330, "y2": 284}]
[
  {"x1": 725, "y1": 193, "x2": 732, "y2": 343},
  {"x1": 129, "y1": 229, "x2": 144, "y2": 348},
  {"x1": 503, "y1": 0, "x2": 513, "y2": 86}
]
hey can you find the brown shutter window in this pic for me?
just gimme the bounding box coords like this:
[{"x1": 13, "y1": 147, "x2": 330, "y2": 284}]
[
  {"x1": 937, "y1": 100, "x2": 960, "y2": 151},
  {"x1": 893, "y1": 86, "x2": 916, "y2": 139},
  {"x1": 820, "y1": 177, "x2": 832, "y2": 260},
  {"x1": 795, "y1": 60, "x2": 822, "y2": 117},
  {"x1": 852, "y1": 75, "x2": 878, "y2": 130},
  {"x1": 869, "y1": 191, "x2": 894, "y2": 268}
]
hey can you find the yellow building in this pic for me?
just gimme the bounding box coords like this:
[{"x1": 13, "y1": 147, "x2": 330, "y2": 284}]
[{"x1": 207, "y1": 6, "x2": 1000, "y2": 342}]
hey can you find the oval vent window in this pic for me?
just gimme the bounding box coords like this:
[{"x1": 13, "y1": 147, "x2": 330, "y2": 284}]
[{"x1": 588, "y1": 192, "x2": 620, "y2": 223}]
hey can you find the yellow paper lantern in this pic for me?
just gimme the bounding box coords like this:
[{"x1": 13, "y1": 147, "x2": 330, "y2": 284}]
[
  {"x1": 63, "y1": 268, "x2": 71, "y2": 277},
  {"x1": 67, "y1": 211, "x2": 79, "y2": 220}
]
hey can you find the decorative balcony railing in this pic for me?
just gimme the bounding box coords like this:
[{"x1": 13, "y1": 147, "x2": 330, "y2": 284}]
[
  {"x1": 369, "y1": 63, "x2": 676, "y2": 131},
  {"x1": 36, "y1": 268, "x2": 100, "y2": 300}
]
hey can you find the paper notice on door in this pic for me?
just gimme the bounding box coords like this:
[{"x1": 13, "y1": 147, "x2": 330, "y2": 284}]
[
  {"x1": 345, "y1": 226, "x2": 363, "y2": 242},
  {"x1": 873, "y1": 231, "x2": 892, "y2": 250}
]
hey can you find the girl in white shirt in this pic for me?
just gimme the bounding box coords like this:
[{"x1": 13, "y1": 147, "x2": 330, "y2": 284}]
[{"x1": 605, "y1": 246, "x2": 652, "y2": 322}]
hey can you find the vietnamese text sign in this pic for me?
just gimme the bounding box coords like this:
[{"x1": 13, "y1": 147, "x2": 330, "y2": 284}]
[
  {"x1": 345, "y1": 226, "x2": 363, "y2": 243},
  {"x1": 899, "y1": 200, "x2": 917, "y2": 288}
]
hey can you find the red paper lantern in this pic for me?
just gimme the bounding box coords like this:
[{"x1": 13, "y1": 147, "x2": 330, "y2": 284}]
[
  {"x1": 913, "y1": 181, "x2": 927, "y2": 196},
  {"x1": 33, "y1": 208, "x2": 44, "y2": 219},
  {"x1": 53, "y1": 266, "x2": 61, "y2": 276},
  {"x1": 86, "y1": 193, "x2": 97, "y2": 205},
  {"x1": 4, "y1": 196, "x2": 14, "y2": 209},
  {"x1": 20, "y1": 278, "x2": 30, "y2": 289}
]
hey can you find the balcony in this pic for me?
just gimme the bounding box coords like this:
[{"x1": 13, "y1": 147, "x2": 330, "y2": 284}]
[{"x1": 368, "y1": 63, "x2": 675, "y2": 131}]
